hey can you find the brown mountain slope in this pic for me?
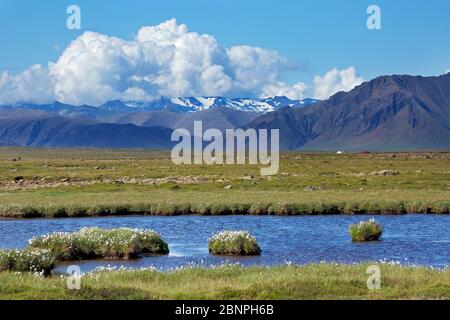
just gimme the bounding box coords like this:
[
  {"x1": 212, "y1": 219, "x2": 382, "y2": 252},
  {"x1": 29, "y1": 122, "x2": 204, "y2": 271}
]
[
  {"x1": 114, "y1": 107, "x2": 260, "y2": 131},
  {"x1": 247, "y1": 74, "x2": 450, "y2": 151}
]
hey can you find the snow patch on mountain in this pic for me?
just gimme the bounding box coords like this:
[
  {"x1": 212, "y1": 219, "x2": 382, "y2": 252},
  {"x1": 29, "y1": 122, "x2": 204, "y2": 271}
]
[
  {"x1": 119, "y1": 96, "x2": 319, "y2": 113},
  {"x1": 2, "y1": 96, "x2": 319, "y2": 115}
]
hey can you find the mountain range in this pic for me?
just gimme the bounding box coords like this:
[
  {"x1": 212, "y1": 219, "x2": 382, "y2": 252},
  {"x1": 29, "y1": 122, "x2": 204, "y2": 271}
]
[
  {"x1": 248, "y1": 74, "x2": 450, "y2": 150},
  {"x1": 0, "y1": 110, "x2": 173, "y2": 148},
  {"x1": 109, "y1": 96, "x2": 319, "y2": 113},
  {"x1": 0, "y1": 74, "x2": 449, "y2": 150},
  {"x1": 0, "y1": 96, "x2": 318, "y2": 121}
]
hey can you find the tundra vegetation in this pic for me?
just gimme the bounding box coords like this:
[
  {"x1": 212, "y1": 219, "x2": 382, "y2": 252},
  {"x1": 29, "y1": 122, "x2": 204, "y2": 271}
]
[
  {"x1": 208, "y1": 231, "x2": 261, "y2": 255},
  {"x1": 0, "y1": 248, "x2": 55, "y2": 275},
  {"x1": 0, "y1": 148, "x2": 449, "y2": 218},
  {"x1": 0, "y1": 149, "x2": 449, "y2": 300},
  {"x1": 29, "y1": 227, "x2": 169, "y2": 260},
  {"x1": 349, "y1": 218, "x2": 383, "y2": 241},
  {"x1": 0, "y1": 228, "x2": 168, "y2": 275},
  {"x1": 0, "y1": 264, "x2": 448, "y2": 300}
]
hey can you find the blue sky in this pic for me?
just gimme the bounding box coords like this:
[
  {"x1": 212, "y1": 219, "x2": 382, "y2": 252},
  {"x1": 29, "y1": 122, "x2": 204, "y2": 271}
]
[{"x1": 0, "y1": 0, "x2": 449, "y2": 104}]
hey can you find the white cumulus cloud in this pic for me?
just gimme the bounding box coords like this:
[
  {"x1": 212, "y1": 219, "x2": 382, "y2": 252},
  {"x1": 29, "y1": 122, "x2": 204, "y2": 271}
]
[
  {"x1": 312, "y1": 67, "x2": 364, "y2": 100},
  {"x1": 260, "y1": 81, "x2": 308, "y2": 100},
  {"x1": 0, "y1": 19, "x2": 364, "y2": 105},
  {"x1": 226, "y1": 45, "x2": 294, "y2": 97},
  {"x1": 0, "y1": 64, "x2": 54, "y2": 105},
  {"x1": 260, "y1": 67, "x2": 364, "y2": 100}
]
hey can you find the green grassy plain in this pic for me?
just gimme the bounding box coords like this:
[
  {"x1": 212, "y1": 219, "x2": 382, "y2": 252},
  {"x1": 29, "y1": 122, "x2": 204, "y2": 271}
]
[
  {"x1": 0, "y1": 148, "x2": 449, "y2": 217},
  {"x1": 0, "y1": 264, "x2": 448, "y2": 300},
  {"x1": 0, "y1": 148, "x2": 449, "y2": 300}
]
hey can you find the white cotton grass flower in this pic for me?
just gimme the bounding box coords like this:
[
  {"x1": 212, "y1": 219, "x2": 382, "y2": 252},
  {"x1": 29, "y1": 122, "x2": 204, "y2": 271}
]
[
  {"x1": 0, "y1": 248, "x2": 55, "y2": 274},
  {"x1": 208, "y1": 230, "x2": 257, "y2": 244}
]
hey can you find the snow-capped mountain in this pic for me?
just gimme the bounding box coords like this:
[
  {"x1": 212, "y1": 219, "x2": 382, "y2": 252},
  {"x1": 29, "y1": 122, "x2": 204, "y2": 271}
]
[
  {"x1": 100, "y1": 96, "x2": 319, "y2": 113},
  {"x1": 0, "y1": 97, "x2": 319, "y2": 121}
]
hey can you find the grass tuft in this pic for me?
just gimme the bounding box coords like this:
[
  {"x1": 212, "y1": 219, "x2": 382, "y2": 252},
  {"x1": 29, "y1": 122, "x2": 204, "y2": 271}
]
[
  {"x1": 208, "y1": 230, "x2": 261, "y2": 256},
  {"x1": 0, "y1": 248, "x2": 55, "y2": 275},
  {"x1": 349, "y1": 218, "x2": 383, "y2": 241},
  {"x1": 28, "y1": 227, "x2": 169, "y2": 260}
]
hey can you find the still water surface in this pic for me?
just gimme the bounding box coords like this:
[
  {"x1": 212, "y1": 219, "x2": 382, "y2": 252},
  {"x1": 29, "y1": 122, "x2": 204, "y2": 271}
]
[{"x1": 0, "y1": 215, "x2": 448, "y2": 271}]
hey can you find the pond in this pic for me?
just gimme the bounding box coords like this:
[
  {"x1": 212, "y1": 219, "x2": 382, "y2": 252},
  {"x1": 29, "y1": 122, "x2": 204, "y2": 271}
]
[{"x1": 0, "y1": 215, "x2": 449, "y2": 272}]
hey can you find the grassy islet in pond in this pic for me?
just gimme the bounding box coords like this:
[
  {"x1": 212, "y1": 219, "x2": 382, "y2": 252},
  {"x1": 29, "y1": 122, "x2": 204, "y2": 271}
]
[
  {"x1": 349, "y1": 218, "x2": 383, "y2": 241},
  {"x1": 208, "y1": 230, "x2": 261, "y2": 255},
  {"x1": 28, "y1": 227, "x2": 169, "y2": 260}
]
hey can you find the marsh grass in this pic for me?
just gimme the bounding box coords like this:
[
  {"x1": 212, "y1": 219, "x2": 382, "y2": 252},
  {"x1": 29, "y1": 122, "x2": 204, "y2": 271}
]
[
  {"x1": 0, "y1": 248, "x2": 55, "y2": 275},
  {"x1": 28, "y1": 227, "x2": 169, "y2": 260},
  {"x1": 208, "y1": 231, "x2": 261, "y2": 255},
  {"x1": 2, "y1": 198, "x2": 443, "y2": 219},
  {"x1": 349, "y1": 218, "x2": 383, "y2": 241},
  {"x1": 0, "y1": 149, "x2": 449, "y2": 218},
  {"x1": 0, "y1": 264, "x2": 448, "y2": 300}
]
